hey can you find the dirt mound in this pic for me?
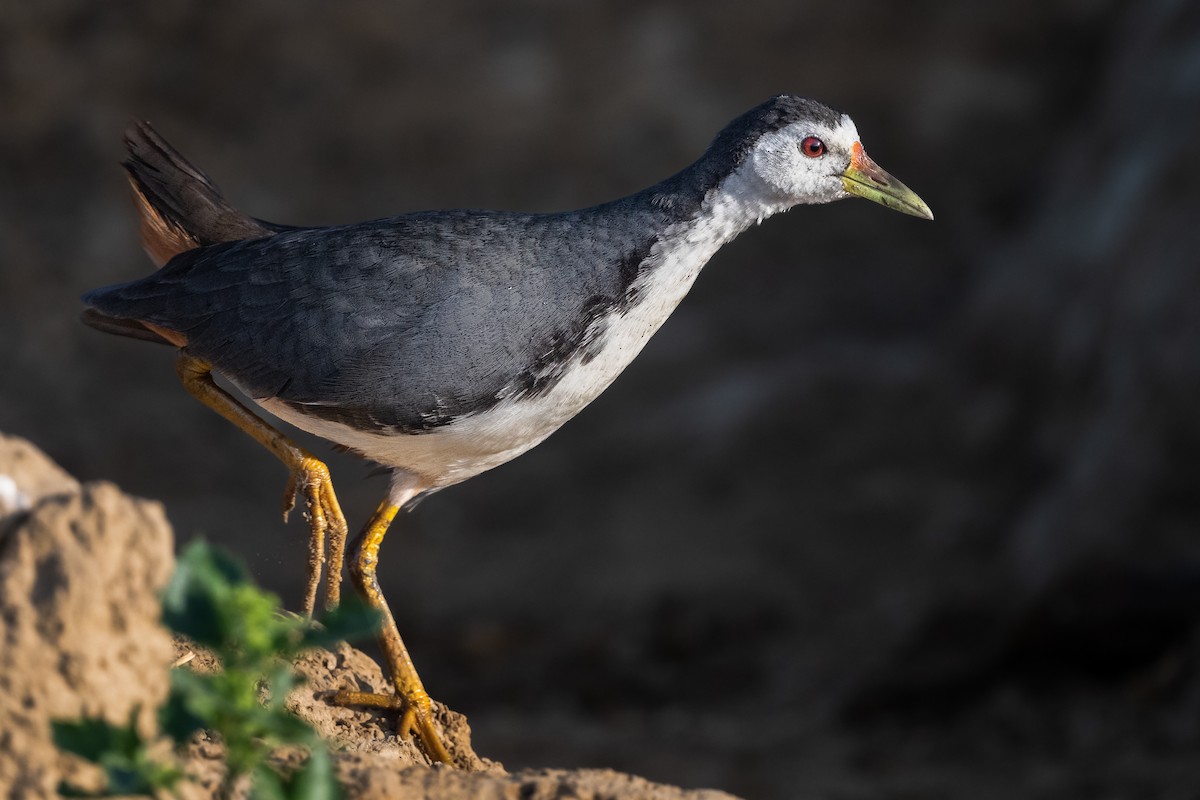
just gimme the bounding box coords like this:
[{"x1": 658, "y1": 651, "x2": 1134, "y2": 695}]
[
  {"x1": 0, "y1": 433, "x2": 740, "y2": 800},
  {"x1": 0, "y1": 432, "x2": 80, "y2": 514},
  {"x1": 0, "y1": 437, "x2": 174, "y2": 799}
]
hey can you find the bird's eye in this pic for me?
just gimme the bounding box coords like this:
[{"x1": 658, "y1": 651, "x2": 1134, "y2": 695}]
[{"x1": 800, "y1": 136, "x2": 826, "y2": 158}]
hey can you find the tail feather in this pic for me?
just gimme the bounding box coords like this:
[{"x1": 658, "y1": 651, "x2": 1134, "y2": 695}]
[
  {"x1": 122, "y1": 120, "x2": 285, "y2": 265},
  {"x1": 84, "y1": 121, "x2": 290, "y2": 344},
  {"x1": 80, "y1": 308, "x2": 173, "y2": 345}
]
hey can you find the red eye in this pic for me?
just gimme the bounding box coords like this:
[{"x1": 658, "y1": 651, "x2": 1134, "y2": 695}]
[{"x1": 800, "y1": 136, "x2": 826, "y2": 157}]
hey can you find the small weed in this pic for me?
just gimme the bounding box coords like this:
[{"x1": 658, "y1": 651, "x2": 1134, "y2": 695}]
[{"x1": 54, "y1": 540, "x2": 379, "y2": 799}]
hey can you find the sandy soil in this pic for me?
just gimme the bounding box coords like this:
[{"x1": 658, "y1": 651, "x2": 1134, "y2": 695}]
[{"x1": 0, "y1": 431, "x2": 740, "y2": 800}]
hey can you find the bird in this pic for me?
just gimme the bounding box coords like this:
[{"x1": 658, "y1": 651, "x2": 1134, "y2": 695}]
[{"x1": 82, "y1": 94, "x2": 932, "y2": 765}]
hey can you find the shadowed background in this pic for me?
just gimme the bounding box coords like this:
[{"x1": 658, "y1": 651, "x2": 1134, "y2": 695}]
[{"x1": 4, "y1": 1, "x2": 1200, "y2": 797}]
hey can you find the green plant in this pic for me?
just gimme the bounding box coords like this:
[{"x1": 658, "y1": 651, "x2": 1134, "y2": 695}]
[
  {"x1": 54, "y1": 540, "x2": 380, "y2": 800},
  {"x1": 52, "y1": 710, "x2": 183, "y2": 797}
]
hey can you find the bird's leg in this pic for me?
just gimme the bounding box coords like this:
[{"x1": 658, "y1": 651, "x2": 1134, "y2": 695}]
[
  {"x1": 331, "y1": 496, "x2": 454, "y2": 765},
  {"x1": 174, "y1": 352, "x2": 348, "y2": 614}
]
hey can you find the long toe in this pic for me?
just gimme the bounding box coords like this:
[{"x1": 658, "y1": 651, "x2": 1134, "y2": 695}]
[
  {"x1": 330, "y1": 689, "x2": 454, "y2": 765},
  {"x1": 286, "y1": 456, "x2": 348, "y2": 616}
]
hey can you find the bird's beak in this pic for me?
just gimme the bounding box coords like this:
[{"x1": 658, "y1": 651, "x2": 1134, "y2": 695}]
[{"x1": 841, "y1": 142, "x2": 933, "y2": 220}]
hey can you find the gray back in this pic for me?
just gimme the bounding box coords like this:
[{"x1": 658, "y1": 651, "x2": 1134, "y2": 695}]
[{"x1": 93, "y1": 201, "x2": 671, "y2": 431}]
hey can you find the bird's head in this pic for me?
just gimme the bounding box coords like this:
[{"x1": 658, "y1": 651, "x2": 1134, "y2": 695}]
[{"x1": 716, "y1": 95, "x2": 933, "y2": 220}]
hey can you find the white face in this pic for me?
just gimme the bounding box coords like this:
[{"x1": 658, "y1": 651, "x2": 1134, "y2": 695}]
[{"x1": 745, "y1": 114, "x2": 861, "y2": 205}]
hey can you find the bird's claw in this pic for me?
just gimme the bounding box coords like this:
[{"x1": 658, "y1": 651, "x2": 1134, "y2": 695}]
[
  {"x1": 331, "y1": 688, "x2": 453, "y2": 765},
  {"x1": 283, "y1": 456, "x2": 348, "y2": 616}
]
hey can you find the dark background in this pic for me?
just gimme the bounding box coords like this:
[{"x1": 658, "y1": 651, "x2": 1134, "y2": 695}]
[{"x1": 4, "y1": 1, "x2": 1200, "y2": 797}]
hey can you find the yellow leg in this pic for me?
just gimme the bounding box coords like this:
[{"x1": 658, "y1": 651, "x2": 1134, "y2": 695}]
[
  {"x1": 332, "y1": 498, "x2": 453, "y2": 765},
  {"x1": 175, "y1": 352, "x2": 348, "y2": 614}
]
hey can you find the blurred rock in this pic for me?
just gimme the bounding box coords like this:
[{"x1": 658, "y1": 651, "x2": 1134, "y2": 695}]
[
  {"x1": 0, "y1": 432, "x2": 80, "y2": 515},
  {"x1": 0, "y1": 438, "x2": 174, "y2": 799}
]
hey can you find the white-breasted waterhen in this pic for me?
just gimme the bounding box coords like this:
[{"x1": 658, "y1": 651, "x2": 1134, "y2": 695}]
[{"x1": 82, "y1": 95, "x2": 932, "y2": 764}]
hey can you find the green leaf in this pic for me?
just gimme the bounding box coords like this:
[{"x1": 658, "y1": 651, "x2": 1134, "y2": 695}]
[
  {"x1": 302, "y1": 595, "x2": 382, "y2": 650},
  {"x1": 286, "y1": 746, "x2": 341, "y2": 800},
  {"x1": 256, "y1": 708, "x2": 315, "y2": 744},
  {"x1": 103, "y1": 763, "x2": 151, "y2": 795},
  {"x1": 54, "y1": 710, "x2": 182, "y2": 797},
  {"x1": 159, "y1": 680, "x2": 208, "y2": 745},
  {"x1": 250, "y1": 764, "x2": 288, "y2": 800},
  {"x1": 52, "y1": 715, "x2": 139, "y2": 762},
  {"x1": 51, "y1": 718, "x2": 118, "y2": 764},
  {"x1": 164, "y1": 668, "x2": 226, "y2": 727},
  {"x1": 161, "y1": 541, "x2": 250, "y2": 647},
  {"x1": 262, "y1": 664, "x2": 298, "y2": 711},
  {"x1": 141, "y1": 540, "x2": 345, "y2": 794}
]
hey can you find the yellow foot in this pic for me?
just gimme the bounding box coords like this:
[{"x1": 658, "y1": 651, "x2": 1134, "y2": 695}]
[
  {"x1": 282, "y1": 455, "x2": 349, "y2": 615},
  {"x1": 331, "y1": 688, "x2": 454, "y2": 764}
]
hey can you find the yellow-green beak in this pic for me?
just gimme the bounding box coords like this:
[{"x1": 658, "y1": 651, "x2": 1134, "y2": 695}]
[{"x1": 841, "y1": 142, "x2": 933, "y2": 220}]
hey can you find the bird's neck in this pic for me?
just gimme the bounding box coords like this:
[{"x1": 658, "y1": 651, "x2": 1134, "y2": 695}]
[
  {"x1": 585, "y1": 157, "x2": 792, "y2": 335},
  {"x1": 696, "y1": 161, "x2": 793, "y2": 240},
  {"x1": 633, "y1": 150, "x2": 793, "y2": 246}
]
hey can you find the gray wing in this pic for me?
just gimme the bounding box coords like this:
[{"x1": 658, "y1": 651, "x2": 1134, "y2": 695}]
[{"x1": 84, "y1": 208, "x2": 656, "y2": 431}]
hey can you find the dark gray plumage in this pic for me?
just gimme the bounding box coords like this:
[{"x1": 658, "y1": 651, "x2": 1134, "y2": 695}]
[
  {"x1": 84, "y1": 95, "x2": 845, "y2": 434},
  {"x1": 88, "y1": 209, "x2": 656, "y2": 430}
]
